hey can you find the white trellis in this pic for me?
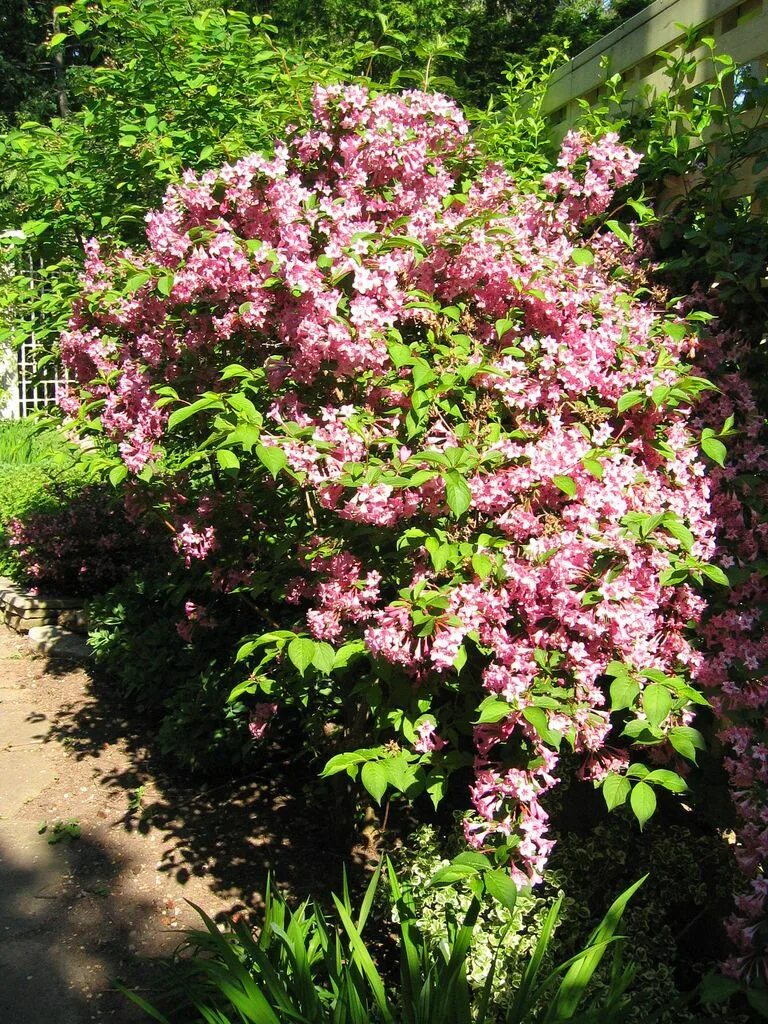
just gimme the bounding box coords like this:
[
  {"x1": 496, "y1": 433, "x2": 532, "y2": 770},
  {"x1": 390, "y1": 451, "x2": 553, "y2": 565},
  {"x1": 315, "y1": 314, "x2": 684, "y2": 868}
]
[
  {"x1": 17, "y1": 334, "x2": 68, "y2": 418},
  {"x1": 0, "y1": 246, "x2": 68, "y2": 419}
]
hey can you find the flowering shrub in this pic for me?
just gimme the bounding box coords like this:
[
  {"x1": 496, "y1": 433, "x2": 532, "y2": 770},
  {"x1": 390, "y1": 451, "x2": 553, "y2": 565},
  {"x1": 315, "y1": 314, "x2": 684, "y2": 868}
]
[
  {"x1": 8, "y1": 484, "x2": 157, "y2": 597},
  {"x1": 60, "y1": 85, "x2": 737, "y2": 888},
  {"x1": 691, "y1": 331, "x2": 768, "y2": 986},
  {"x1": 485, "y1": 42, "x2": 768, "y2": 987}
]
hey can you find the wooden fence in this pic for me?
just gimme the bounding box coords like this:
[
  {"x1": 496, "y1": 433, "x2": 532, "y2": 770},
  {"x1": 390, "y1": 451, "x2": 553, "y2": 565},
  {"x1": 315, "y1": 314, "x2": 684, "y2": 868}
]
[{"x1": 543, "y1": 0, "x2": 768, "y2": 131}]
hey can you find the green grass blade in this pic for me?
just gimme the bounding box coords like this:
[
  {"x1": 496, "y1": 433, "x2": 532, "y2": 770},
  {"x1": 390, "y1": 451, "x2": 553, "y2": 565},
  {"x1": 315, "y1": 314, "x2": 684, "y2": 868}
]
[
  {"x1": 357, "y1": 859, "x2": 383, "y2": 933},
  {"x1": 284, "y1": 907, "x2": 321, "y2": 1017},
  {"x1": 546, "y1": 877, "x2": 645, "y2": 1021},
  {"x1": 506, "y1": 895, "x2": 562, "y2": 1023},
  {"x1": 387, "y1": 857, "x2": 420, "y2": 1024},
  {"x1": 431, "y1": 899, "x2": 480, "y2": 1023},
  {"x1": 476, "y1": 922, "x2": 514, "y2": 1024},
  {"x1": 212, "y1": 976, "x2": 284, "y2": 1024},
  {"x1": 332, "y1": 894, "x2": 395, "y2": 1024},
  {"x1": 117, "y1": 983, "x2": 173, "y2": 1024}
]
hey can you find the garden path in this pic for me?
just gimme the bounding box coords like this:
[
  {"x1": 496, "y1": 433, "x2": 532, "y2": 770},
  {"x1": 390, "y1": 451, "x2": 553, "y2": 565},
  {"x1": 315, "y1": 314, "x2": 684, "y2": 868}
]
[{"x1": 0, "y1": 622, "x2": 355, "y2": 1023}]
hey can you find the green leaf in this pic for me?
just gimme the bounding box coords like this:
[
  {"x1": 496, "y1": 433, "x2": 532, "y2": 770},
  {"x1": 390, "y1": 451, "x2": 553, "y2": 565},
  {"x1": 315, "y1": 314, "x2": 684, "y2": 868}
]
[
  {"x1": 610, "y1": 676, "x2": 639, "y2": 711},
  {"x1": 582, "y1": 456, "x2": 603, "y2": 479},
  {"x1": 320, "y1": 751, "x2": 371, "y2": 777},
  {"x1": 669, "y1": 726, "x2": 706, "y2": 763},
  {"x1": 216, "y1": 449, "x2": 240, "y2": 472},
  {"x1": 287, "y1": 637, "x2": 315, "y2": 676},
  {"x1": 452, "y1": 852, "x2": 491, "y2": 871},
  {"x1": 701, "y1": 432, "x2": 727, "y2": 467},
  {"x1": 444, "y1": 470, "x2": 471, "y2": 517},
  {"x1": 428, "y1": 863, "x2": 479, "y2": 887},
  {"x1": 605, "y1": 660, "x2": 631, "y2": 677},
  {"x1": 380, "y1": 234, "x2": 427, "y2": 257},
  {"x1": 255, "y1": 444, "x2": 287, "y2": 478},
  {"x1": 602, "y1": 773, "x2": 631, "y2": 811},
  {"x1": 167, "y1": 396, "x2": 221, "y2": 430},
  {"x1": 702, "y1": 563, "x2": 729, "y2": 586},
  {"x1": 227, "y1": 678, "x2": 258, "y2": 703},
  {"x1": 664, "y1": 518, "x2": 695, "y2": 552},
  {"x1": 747, "y1": 988, "x2": 768, "y2": 1017},
  {"x1": 522, "y1": 706, "x2": 561, "y2": 747},
  {"x1": 630, "y1": 781, "x2": 656, "y2": 829},
  {"x1": 617, "y1": 390, "x2": 644, "y2": 413},
  {"x1": 666, "y1": 322, "x2": 687, "y2": 342},
  {"x1": 484, "y1": 869, "x2": 517, "y2": 911},
  {"x1": 571, "y1": 247, "x2": 595, "y2": 266},
  {"x1": 425, "y1": 768, "x2": 447, "y2": 809},
  {"x1": 471, "y1": 553, "x2": 493, "y2": 579},
  {"x1": 109, "y1": 464, "x2": 128, "y2": 487},
  {"x1": 125, "y1": 271, "x2": 150, "y2": 292},
  {"x1": 698, "y1": 972, "x2": 741, "y2": 1006},
  {"x1": 49, "y1": 32, "x2": 68, "y2": 48},
  {"x1": 361, "y1": 760, "x2": 388, "y2": 804},
  {"x1": 646, "y1": 769, "x2": 688, "y2": 793},
  {"x1": 622, "y1": 719, "x2": 661, "y2": 744},
  {"x1": 227, "y1": 392, "x2": 260, "y2": 422},
  {"x1": 475, "y1": 698, "x2": 511, "y2": 725},
  {"x1": 384, "y1": 756, "x2": 416, "y2": 794},
  {"x1": 227, "y1": 424, "x2": 260, "y2": 451},
  {"x1": 495, "y1": 318, "x2": 514, "y2": 340},
  {"x1": 311, "y1": 642, "x2": 335, "y2": 675},
  {"x1": 552, "y1": 474, "x2": 576, "y2": 497},
  {"x1": 388, "y1": 342, "x2": 415, "y2": 368},
  {"x1": 643, "y1": 684, "x2": 672, "y2": 729},
  {"x1": 157, "y1": 273, "x2": 174, "y2": 297},
  {"x1": 606, "y1": 219, "x2": 634, "y2": 247}
]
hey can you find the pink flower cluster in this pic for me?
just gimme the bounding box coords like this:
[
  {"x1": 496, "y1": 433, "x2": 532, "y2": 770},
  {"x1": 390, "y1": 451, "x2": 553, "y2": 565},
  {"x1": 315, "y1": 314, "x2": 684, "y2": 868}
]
[
  {"x1": 248, "y1": 702, "x2": 278, "y2": 741},
  {"x1": 57, "y1": 86, "x2": 765, "y2": 906}
]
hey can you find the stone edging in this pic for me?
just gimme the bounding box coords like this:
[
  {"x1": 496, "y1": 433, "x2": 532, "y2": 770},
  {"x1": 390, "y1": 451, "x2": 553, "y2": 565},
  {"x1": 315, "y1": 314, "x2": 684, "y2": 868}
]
[{"x1": 0, "y1": 577, "x2": 90, "y2": 661}]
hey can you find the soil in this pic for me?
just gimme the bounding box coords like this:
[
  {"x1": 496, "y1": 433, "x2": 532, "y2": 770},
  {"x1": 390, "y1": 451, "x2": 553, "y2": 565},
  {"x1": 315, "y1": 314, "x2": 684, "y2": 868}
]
[{"x1": 0, "y1": 621, "x2": 369, "y2": 1023}]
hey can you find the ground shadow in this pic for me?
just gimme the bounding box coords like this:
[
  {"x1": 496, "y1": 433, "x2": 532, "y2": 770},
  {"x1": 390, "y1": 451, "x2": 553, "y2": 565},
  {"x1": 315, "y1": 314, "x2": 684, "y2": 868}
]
[
  {"x1": 43, "y1": 661, "x2": 375, "y2": 922},
  {"x1": 0, "y1": 827, "x2": 163, "y2": 1024}
]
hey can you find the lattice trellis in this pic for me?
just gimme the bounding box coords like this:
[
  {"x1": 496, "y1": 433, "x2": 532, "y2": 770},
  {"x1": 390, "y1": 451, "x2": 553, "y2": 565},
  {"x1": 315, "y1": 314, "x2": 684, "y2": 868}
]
[
  {"x1": 6, "y1": 254, "x2": 69, "y2": 419},
  {"x1": 17, "y1": 337, "x2": 68, "y2": 418}
]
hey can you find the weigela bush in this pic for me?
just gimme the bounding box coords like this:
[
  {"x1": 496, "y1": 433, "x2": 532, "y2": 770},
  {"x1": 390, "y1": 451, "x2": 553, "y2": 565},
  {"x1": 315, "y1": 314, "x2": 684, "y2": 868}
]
[{"x1": 60, "y1": 85, "x2": 737, "y2": 885}]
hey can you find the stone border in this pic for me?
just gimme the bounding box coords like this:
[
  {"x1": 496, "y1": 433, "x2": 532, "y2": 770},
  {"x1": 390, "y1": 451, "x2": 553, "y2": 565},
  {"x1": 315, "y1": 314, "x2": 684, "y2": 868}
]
[{"x1": 0, "y1": 577, "x2": 90, "y2": 661}]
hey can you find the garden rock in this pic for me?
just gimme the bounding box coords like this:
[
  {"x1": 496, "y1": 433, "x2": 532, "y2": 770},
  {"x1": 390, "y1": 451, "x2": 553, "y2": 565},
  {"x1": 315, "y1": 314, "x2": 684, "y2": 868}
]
[
  {"x1": 27, "y1": 626, "x2": 90, "y2": 663},
  {"x1": 58, "y1": 609, "x2": 89, "y2": 634}
]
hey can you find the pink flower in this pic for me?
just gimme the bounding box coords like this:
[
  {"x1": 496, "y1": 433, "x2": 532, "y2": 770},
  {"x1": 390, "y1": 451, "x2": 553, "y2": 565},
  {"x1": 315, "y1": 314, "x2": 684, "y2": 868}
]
[
  {"x1": 248, "y1": 703, "x2": 278, "y2": 741},
  {"x1": 413, "y1": 721, "x2": 446, "y2": 753}
]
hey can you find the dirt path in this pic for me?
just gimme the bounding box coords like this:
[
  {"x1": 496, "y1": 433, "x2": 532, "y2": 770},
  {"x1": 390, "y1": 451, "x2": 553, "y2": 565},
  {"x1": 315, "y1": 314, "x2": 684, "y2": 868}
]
[{"x1": 0, "y1": 622, "x2": 354, "y2": 1022}]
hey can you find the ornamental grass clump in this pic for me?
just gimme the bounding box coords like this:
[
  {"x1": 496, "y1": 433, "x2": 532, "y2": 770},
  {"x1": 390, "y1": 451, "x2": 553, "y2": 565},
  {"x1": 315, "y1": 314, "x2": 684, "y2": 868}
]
[
  {"x1": 125, "y1": 859, "x2": 643, "y2": 1024},
  {"x1": 60, "y1": 85, "x2": 733, "y2": 888}
]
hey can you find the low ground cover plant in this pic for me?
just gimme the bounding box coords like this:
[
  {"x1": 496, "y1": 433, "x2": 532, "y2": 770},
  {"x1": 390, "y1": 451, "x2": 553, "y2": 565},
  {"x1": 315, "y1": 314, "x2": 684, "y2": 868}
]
[
  {"x1": 87, "y1": 567, "x2": 262, "y2": 769},
  {"x1": 0, "y1": 418, "x2": 87, "y2": 584}
]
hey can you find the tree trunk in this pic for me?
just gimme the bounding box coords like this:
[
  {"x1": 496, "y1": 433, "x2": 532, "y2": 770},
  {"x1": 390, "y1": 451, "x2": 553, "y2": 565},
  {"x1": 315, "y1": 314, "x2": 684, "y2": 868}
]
[{"x1": 52, "y1": 7, "x2": 69, "y2": 118}]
